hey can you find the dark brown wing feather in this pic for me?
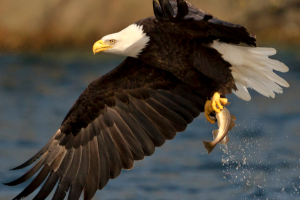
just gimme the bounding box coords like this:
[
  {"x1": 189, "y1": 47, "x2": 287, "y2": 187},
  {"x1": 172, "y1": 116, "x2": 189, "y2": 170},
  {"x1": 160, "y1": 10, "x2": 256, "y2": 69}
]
[{"x1": 6, "y1": 57, "x2": 207, "y2": 200}]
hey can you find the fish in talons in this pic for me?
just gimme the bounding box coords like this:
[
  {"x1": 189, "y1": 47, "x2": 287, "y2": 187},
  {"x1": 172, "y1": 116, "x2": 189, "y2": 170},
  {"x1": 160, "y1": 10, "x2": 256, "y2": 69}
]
[{"x1": 203, "y1": 107, "x2": 236, "y2": 154}]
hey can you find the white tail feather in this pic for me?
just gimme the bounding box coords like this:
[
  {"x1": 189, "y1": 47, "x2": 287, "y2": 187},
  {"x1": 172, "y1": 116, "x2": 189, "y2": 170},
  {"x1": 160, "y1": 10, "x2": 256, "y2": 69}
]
[
  {"x1": 211, "y1": 41, "x2": 289, "y2": 101},
  {"x1": 248, "y1": 48, "x2": 276, "y2": 56}
]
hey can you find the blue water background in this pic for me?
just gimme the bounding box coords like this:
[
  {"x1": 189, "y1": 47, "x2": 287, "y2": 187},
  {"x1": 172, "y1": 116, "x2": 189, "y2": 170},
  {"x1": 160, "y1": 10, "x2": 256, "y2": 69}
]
[{"x1": 0, "y1": 48, "x2": 299, "y2": 200}]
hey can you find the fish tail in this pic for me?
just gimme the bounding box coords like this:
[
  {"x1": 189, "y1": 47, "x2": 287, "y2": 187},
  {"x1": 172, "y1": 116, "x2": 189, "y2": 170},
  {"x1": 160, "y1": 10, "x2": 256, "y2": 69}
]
[{"x1": 202, "y1": 141, "x2": 215, "y2": 154}]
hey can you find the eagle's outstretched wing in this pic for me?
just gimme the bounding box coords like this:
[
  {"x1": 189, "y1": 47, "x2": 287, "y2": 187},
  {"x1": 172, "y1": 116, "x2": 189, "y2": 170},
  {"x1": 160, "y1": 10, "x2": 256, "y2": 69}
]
[{"x1": 5, "y1": 57, "x2": 206, "y2": 200}]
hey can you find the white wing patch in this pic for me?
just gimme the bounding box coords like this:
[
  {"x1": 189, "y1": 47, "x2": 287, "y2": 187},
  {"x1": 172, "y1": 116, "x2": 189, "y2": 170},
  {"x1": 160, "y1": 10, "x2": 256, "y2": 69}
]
[{"x1": 211, "y1": 40, "x2": 289, "y2": 101}]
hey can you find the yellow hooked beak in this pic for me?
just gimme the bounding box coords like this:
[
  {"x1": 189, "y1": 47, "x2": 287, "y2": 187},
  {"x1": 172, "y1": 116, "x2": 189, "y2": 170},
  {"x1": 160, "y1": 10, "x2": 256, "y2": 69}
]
[{"x1": 93, "y1": 40, "x2": 112, "y2": 54}]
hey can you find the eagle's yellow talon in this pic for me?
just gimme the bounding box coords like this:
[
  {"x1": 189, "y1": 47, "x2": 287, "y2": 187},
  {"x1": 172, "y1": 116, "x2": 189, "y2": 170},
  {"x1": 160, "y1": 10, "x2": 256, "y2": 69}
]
[
  {"x1": 216, "y1": 101, "x2": 223, "y2": 110},
  {"x1": 204, "y1": 100, "x2": 216, "y2": 124},
  {"x1": 205, "y1": 92, "x2": 229, "y2": 123},
  {"x1": 212, "y1": 101, "x2": 221, "y2": 113},
  {"x1": 220, "y1": 98, "x2": 228, "y2": 105},
  {"x1": 205, "y1": 113, "x2": 216, "y2": 124}
]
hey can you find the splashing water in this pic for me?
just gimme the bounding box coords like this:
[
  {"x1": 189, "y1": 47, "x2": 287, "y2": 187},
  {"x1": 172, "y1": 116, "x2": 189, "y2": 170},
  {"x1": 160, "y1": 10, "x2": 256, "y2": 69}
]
[{"x1": 219, "y1": 120, "x2": 300, "y2": 200}]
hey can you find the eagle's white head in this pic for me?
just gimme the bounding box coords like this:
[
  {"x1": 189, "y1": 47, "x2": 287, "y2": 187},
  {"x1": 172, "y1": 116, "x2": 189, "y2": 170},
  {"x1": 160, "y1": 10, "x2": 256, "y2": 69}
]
[{"x1": 93, "y1": 24, "x2": 150, "y2": 58}]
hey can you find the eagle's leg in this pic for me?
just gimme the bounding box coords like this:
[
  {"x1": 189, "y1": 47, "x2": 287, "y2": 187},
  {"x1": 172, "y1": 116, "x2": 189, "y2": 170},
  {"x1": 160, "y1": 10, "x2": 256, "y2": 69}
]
[{"x1": 205, "y1": 92, "x2": 228, "y2": 124}]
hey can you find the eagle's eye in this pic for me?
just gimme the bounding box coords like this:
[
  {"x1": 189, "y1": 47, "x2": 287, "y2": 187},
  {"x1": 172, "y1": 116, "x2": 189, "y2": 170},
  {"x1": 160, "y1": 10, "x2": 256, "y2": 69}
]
[{"x1": 109, "y1": 39, "x2": 116, "y2": 44}]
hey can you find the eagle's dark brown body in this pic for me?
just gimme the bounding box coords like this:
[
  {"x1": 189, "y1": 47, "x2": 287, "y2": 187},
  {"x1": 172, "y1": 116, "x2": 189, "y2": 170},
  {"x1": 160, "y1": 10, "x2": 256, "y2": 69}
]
[
  {"x1": 6, "y1": 1, "x2": 258, "y2": 200},
  {"x1": 137, "y1": 0, "x2": 255, "y2": 96}
]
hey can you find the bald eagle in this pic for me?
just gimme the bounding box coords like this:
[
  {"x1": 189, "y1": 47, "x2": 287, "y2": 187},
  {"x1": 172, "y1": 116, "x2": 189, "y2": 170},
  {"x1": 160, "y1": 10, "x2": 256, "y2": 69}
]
[{"x1": 6, "y1": 0, "x2": 289, "y2": 199}]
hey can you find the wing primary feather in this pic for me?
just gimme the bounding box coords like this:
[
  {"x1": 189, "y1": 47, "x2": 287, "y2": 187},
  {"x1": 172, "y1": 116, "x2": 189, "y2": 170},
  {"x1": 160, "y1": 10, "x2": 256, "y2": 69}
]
[
  {"x1": 52, "y1": 148, "x2": 75, "y2": 200},
  {"x1": 55, "y1": 148, "x2": 74, "y2": 177},
  {"x1": 107, "y1": 107, "x2": 144, "y2": 160},
  {"x1": 107, "y1": 125, "x2": 134, "y2": 170},
  {"x1": 77, "y1": 142, "x2": 90, "y2": 187},
  {"x1": 67, "y1": 144, "x2": 90, "y2": 200},
  {"x1": 149, "y1": 91, "x2": 194, "y2": 124},
  {"x1": 12, "y1": 165, "x2": 50, "y2": 200},
  {"x1": 83, "y1": 137, "x2": 100, "y2": 200},
  {"x1": 68, "y1": 183, "x2": 83, "y2": 200},
  {"x1": 11, "y1": 135, "x2": 58, "y2": 170},
  {"x1": 102, "y1": 129, "x2": 122, "y2": 179},
  {"x1": 170, "y1": 87, "x2": 206, "y2": 111},
  {"x1": 44, "y1": 145, "x2": 62, "y2": 166},
  {"x1": 156, "y1": 90, "x2": 200, "y2": 117},
  {"x1": 93, "y1": 118, "x2": 123, "y2": 178},
  {"x1": 96, "y1": 129, "x2": 110, "y2": 189},
  {"x1": 32, "y1": 171, "x2": 59, "y2": 200},
  {"x1": 128, "y1": 102, "x2": 165, "y2": 147},
  {"x1": 52, "y1": 178, "x2": 69, "y2": 200},
  {"x1": 53, "y1": 147, "x2": 82, "y2": 200},
  {"x1": 133, "y1": 100, "x2": 177, "y2": 140},
  {"x1": 4, "y1": 152, "x2": 48, "y2": 186},
  {"x1": 66, "y1": 146, "x2": 82, "y2": 183},
  {"x1": 145, "y1": 98, "x2": 187, "y2": 132},
  {"x1": 116, "y1": 109, "x2": 155, "y2": 156},
  {"x1": 48, "y1": 147, "x2": 67, "y2": 172}
]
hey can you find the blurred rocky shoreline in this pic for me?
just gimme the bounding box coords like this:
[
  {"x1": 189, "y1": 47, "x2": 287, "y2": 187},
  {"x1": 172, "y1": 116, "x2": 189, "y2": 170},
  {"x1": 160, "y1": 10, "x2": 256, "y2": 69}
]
[{"x1": 0, "y1": 0, "x2": 299, "y2": 52}]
